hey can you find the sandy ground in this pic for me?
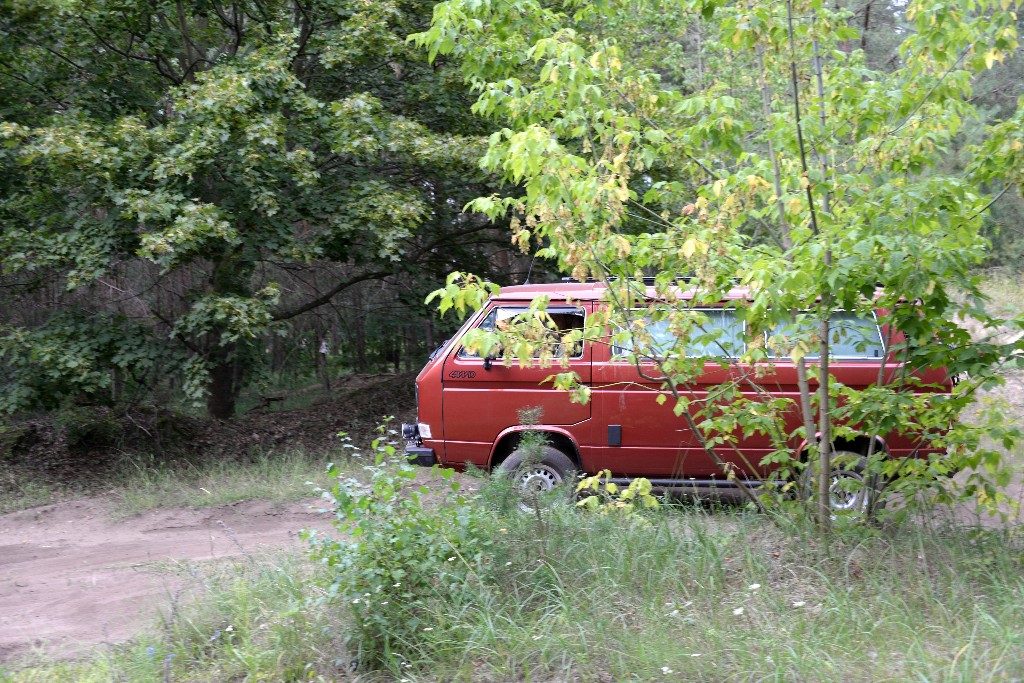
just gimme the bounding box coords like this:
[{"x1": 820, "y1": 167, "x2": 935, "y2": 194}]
[{"x1": 0, "y1": 497, "x2": 335, "y2": 662}]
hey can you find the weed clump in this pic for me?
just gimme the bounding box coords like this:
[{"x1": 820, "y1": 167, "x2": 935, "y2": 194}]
[{"x1": 306, "y1": 422, "x2": 506, "y2": 668}]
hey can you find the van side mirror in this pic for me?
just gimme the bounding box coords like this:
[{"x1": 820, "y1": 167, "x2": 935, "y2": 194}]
[{"x1": 483, "y1": 354, "x2": 495, "y2": 371}]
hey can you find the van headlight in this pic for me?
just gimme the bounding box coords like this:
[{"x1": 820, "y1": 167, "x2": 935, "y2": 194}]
[{"x1": 400, "y1": 423, "x2": 432, "y2": 441}]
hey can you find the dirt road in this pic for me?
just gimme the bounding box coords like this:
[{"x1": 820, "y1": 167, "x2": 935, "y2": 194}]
[{"x1": 0, "y1": 497, "x2": 335, "y2": 661}]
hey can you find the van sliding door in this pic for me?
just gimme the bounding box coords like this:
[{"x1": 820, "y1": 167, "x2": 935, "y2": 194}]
[{"x1": 590, "y1": 308, "x2": 744, "y2": 479}]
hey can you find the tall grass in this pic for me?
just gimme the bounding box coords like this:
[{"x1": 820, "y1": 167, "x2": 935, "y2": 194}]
[
  {"x1": 4, "y1": 475, "x2": 1021, "y2": 682},
  {"x1": 111, "y1": 447, "x2": 337, "y2": 515},
  {"x1": 386, "y1": 502, "x2": 1023, "y2": 682}
]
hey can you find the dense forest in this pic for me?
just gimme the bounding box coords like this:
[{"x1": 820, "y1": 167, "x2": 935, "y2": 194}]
[
  {"x1": 0, "y1": 0, "x2": 533, "y2": 419},
  {"x1": 1, "y1": 0, "x2": 1022, "y2": 422}
]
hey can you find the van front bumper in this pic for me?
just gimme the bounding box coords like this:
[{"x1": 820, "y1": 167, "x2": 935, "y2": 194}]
[{"x1": 404, "y1": 444, "x2": 437, "y2": 467}]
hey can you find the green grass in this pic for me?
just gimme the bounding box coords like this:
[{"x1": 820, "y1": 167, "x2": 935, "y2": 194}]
[
  {"x1": 110, "y1": 447, "x2": 339, "y2": 516},
  {"x1": 4, "y1": 476, "x2": 1022, "y2": 683},
  {"x1": 0, "y1": 426, "x2": 384, "y2": 516},
  {"x1": 0, "y1": 446, "x2": 342, "y2": 517},
  {"x1": 0, "y1": 477, "x2": 57, "y2": 515},
  {"x1": 231, "y1": 379, "x2": 330, "y2": 416},
  {"x1": 0, "y1": 552, "x2": 346, "y2": 683},
  {"x1": 388, "y1": 504, "x2": 1024, "y2": 682}
]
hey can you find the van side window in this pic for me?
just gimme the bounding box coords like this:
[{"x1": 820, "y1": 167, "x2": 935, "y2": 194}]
[
  {"x1": 684, "y1": 309, "x2": 745, "y2": 357},
  {"x1": 613, "y1": 309, "x2": 745, "y2": 359},
  {"x1": 458, "y1": 306, "x2": 586, "y2": 359},
  {"x1": 768, "y1": 312, "x2": 884, "y2": 360}
]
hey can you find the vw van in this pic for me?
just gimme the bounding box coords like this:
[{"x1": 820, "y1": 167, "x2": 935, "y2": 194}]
[{"x1": 401, "y1": 280, "x2": 953, "y2": 508}]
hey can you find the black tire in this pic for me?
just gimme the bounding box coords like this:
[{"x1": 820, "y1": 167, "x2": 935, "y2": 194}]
[
  {"x1": 497, "y1": 445, "x2": 576, "y2": 512},
  {"x1": 801, "y1": 449, "x2": 880, "y2": 515}
]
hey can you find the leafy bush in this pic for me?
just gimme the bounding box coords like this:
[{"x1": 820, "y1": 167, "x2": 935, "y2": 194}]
[
  {"x1": 0, "y1": 313, "x2": 179, "y2": 414},
  {"x1": 308, "y1": 419, "x2": 670, "y2": 671},
  {"x1": 306, "y1": 423, "x2": 504, "y2": 667},
  {"x1": 576, "y1": 469, "x2": 660, "y2": 514}
]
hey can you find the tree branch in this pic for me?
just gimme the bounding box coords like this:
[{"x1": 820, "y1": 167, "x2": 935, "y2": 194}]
[
  {"x1": 272, "y1": 270, "x2": 391, "y2": 320},
  {"x1": 0, "y1": 61, "x2": 69, "y2": 110}
]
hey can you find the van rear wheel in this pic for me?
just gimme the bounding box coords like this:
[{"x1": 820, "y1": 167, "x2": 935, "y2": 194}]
[
  {"x1": 802, "y1": 450, "x2": 879, "y2": 515},
  {"x1": 497, "y1": 446, "x2": 575, "y2": 512}
]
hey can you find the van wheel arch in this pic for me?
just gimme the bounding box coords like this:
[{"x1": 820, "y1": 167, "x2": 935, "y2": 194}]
[
  {"x1": 490, "y1": 430, "x2": 581, "y2": 472},
  {"x1": 799, "y1": 436, "x2": 889, "y2": 463}
]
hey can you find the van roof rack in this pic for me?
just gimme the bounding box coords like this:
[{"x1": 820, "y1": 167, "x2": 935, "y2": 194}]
[{"x1": 559, "y1": 276, "x2": 694, "y2": 285}]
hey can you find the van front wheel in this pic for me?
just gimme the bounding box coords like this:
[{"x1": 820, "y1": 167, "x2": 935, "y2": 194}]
[{"x1": 497, "y1": 446, "x2": 576, "y2": 511}]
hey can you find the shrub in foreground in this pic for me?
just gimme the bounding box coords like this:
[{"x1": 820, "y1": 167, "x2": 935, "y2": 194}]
[{"x1": 305, "y1": 427, "x2": 508, "y2": 667}]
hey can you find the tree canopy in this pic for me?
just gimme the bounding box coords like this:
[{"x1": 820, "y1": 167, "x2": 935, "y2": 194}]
[{"x1": 0, "y1": 0, "x2": 507, "y2": 417}]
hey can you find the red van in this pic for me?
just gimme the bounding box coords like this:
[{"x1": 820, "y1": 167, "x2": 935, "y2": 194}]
[{"x1": 401, "y1": 280, "x2": 952, "y2": 509}]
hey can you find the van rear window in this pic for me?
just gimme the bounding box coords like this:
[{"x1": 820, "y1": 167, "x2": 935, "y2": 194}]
[{"x1": 768, "y1": 312, "x2": 884, "y2": 360}]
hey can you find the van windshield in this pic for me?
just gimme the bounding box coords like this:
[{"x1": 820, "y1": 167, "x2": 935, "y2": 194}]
[{"x1": 458, "y1": 306, "x2": 586, "y2": 359}]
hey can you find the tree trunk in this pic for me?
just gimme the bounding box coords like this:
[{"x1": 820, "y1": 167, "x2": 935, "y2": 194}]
[
  {"x1": 206, "y1": 350, "x2": 238, "y2": 419},
  {"x1": 203, "y1": 248, "x2": 252, "y2": 420},
  {"x1": 352, "y1": 288, "x2": 367, "y2": 372},
  {"x1": 812, "y1": 33, "x2": 835, "y2": 530}
]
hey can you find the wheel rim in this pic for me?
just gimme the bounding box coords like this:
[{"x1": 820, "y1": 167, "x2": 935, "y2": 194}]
[
  {"x1": 516, "y1": 464, "x2": 563, "y2": 493},
  {"x1": 512, "y1": 464, "x2": 566, "y2": 513},
  {"x1": 828, "y1": 470, "x2": 868, "y2": 512}
]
